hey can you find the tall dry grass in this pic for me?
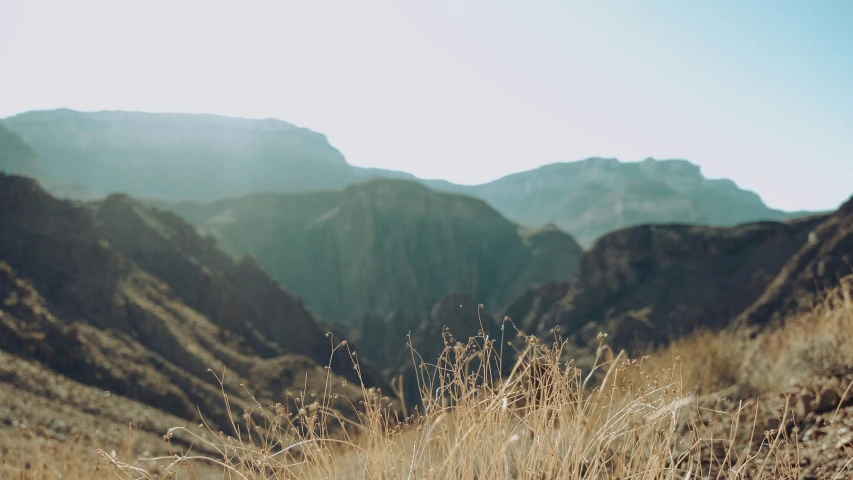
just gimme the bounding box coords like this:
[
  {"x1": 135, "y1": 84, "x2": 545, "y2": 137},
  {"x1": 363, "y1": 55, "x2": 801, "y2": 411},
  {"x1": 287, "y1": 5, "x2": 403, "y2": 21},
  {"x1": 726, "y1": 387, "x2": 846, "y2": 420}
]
[
  {"x1": 93, "y1": 277, "x2": 853, "y2": 479},
  {"x1": 650, "y1": 275, "x2": 853, "y2": 399}
]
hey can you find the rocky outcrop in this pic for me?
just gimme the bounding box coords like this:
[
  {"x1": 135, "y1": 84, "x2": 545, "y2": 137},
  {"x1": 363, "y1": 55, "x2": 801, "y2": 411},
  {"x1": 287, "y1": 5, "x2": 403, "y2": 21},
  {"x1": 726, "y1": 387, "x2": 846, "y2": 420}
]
[
  {"x1": 502, "y1": 216, "x2": 828, "y2": 358},
  {"x1": 736, "y1": 195, "x2": 853, "y2": 327}
]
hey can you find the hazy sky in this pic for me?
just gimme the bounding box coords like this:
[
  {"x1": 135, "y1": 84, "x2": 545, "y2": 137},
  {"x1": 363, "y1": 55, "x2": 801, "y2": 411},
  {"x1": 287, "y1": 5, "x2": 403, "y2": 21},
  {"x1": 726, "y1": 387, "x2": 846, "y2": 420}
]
[{"x1": 1, "y1": 0, "x2": 851, "y2": 211}]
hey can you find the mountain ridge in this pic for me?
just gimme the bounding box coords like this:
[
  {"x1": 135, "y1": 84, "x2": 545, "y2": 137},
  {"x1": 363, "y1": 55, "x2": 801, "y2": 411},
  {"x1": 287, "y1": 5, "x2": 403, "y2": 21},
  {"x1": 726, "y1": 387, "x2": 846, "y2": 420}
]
[
  {"x1": 0, "y1": 172, "x2": 394, "y2": 432},
  {"x1": 2, "y1": 109, "x2": 819, "y2": 246},
  {"x1": 438, "y1": 156, "x2": 813, "y2": 245}
]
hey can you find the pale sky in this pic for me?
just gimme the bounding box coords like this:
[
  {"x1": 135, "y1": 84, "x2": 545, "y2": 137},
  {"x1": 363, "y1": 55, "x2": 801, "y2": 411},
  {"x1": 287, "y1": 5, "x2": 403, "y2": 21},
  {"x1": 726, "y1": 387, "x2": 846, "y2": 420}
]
[{"x1": 1, "y1": 0, "x2": 851, "y2": 211}]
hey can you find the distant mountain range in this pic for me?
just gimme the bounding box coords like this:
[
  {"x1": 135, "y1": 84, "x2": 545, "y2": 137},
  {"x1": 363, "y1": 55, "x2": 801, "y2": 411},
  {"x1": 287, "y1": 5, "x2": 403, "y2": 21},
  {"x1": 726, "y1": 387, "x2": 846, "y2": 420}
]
[
  {"x1": 1, "y1": 109, "x2": 819, "y2": 245},
  {"x1": 2, "y1": 109, "x2": 418, "y2": 199},
  {"x1": 438, "y1": 158, "x2": 816, "y2": 245}
]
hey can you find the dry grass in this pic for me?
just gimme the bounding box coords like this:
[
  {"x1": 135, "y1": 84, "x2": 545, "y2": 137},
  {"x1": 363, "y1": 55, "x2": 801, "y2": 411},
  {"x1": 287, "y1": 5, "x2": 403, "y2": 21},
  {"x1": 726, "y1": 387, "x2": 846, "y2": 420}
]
[
  {"x1": 4, "y1": 277, "x2": 853, "y2": 479},
  {"x1": 650, "y1": 275, "x2": 853, "y2": 397}
]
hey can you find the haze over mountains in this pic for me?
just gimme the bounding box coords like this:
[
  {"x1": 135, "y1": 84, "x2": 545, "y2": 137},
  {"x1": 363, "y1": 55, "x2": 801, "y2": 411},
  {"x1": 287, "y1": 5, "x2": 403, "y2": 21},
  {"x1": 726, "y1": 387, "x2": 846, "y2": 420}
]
[
  {"x1": 2, "y1": 109, "x2": 813, "y2": 246},
  {"x1": 3, "y1": 109, "x2": 418, "y2": 199},
  {"x1": 441, "y1": 158, "x2": 812, "y2": 245}
]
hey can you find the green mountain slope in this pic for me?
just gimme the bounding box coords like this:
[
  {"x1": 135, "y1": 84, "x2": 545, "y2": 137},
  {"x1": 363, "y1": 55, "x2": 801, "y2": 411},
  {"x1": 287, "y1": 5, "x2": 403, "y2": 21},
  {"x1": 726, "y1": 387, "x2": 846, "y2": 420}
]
[
  {"x1": 159, "y1": 179, "x2": 583, "y2": 322},
  {"x1": 444, "y1": 157, "x2": 810, "y2": 245},
  {"x1": 0, "y1": 123, "x2": 40, "y2": 177},
  {"x1": 0, "y1": 173, "x2": 392, "y2": 430}
]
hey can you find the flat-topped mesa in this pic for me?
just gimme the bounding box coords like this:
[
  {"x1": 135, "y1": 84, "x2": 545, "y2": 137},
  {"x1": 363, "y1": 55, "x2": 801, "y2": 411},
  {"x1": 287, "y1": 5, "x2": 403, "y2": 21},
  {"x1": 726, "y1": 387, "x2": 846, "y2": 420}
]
[{"x1": 3, "y1": 108, "x2": 407, "y2": 199}]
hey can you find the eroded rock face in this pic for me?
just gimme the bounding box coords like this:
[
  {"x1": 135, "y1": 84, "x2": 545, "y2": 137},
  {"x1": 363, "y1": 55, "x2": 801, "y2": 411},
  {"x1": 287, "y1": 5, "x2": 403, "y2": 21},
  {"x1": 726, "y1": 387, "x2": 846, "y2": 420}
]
[
  {"x1": 501, "y1": 216, "x2": 828, "y2": 357},
  {"x1": 736, "y1": 195, "x2": 853, "y2": 328},
  {"x1": 0, "y1": 173, "x2": 392, "y2": 429}
]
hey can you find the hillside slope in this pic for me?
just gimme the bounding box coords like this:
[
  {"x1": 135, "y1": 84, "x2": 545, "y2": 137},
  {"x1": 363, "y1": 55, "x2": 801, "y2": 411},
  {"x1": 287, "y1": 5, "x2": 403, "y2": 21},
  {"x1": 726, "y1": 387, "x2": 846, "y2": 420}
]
[
  {"x1": 448, "y1": 157, "x2": 810, "y2": 245},
  {"x1": 0, "y1": 123, "x2": 40, "y2": 177},
  {"x1": 736, "y1": 194, "x2": 853, "y2": 328},
  {"x1": 3, "y1": 109, "x2": 416, "y2": 199},
  {"x1": 0, "y1": 173, "x2": 392, "y2": 432},
  {"x1": 160, "y1": 179, "x2": 583, "y2": 322},
  {"x1": 500, "y1": 212, "x2": 839, "y2": 362}
]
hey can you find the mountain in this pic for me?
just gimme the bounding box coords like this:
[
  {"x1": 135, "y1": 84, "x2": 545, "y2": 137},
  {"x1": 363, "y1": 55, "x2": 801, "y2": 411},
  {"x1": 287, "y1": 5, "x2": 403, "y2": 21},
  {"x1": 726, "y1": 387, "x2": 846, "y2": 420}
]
[
  {"x1": 2, "y1": 109, "x2": 417, "y2": 200},
  {"x1": 158, "y1": 179, "x2": 583, "y2": 322},
  {"x1": 444, "y1": 157, "x2": 810, "y2": 246},
  {"x1": 498, "y1": 206, "x2": 849, "y2": 363},
  {"x1": 0, "y1": 123, "x2": 40, "y2": 177},
  {"x1": 3, "y1": 110, "x2": 814, "y2": 245},
  {"x1": 350, "y1": 191, "x2": 853, "y2": 402},
  {"x1": 735, "y1": 194, "x2": 853, "y2": 328},
  {"x1": 0, "y1": 173, "x2": 393, "y2": 435}
]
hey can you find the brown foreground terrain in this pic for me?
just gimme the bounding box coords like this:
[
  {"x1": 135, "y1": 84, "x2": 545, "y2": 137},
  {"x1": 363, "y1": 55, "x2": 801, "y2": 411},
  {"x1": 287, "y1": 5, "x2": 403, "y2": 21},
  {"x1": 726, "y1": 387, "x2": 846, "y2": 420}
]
[{"x1": 1, "y1": 276, "x2": 852, "y2": 479}]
